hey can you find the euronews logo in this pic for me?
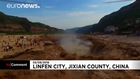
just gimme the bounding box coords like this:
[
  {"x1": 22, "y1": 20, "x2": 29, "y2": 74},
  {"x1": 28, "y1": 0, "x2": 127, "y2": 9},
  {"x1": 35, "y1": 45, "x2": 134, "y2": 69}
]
[{"x1": 7, "y1": 3, "x2": 40, "y2": 9}]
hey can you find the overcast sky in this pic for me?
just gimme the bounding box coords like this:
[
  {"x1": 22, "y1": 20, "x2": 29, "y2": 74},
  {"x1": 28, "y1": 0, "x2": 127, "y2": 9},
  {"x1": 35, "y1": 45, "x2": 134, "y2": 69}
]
[{"x1": 0, "y1": 0, "x2": 135, "y2": 30}]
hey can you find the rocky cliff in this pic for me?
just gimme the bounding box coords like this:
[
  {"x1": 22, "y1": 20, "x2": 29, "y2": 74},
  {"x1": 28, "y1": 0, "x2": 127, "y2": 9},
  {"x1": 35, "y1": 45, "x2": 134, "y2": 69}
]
[
  {"x1": 76, "y1": 0, "x2": 140, "y2": 34},
  {"x1": 0, "y1": 12, "x2": 64, "y2": 33}
]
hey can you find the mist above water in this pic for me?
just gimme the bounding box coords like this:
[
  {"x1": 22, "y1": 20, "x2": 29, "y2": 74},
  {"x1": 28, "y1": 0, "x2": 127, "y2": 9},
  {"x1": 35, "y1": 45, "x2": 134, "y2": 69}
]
[{"x1": 59, "y1": 35, "x2": 92, "y2": 55}]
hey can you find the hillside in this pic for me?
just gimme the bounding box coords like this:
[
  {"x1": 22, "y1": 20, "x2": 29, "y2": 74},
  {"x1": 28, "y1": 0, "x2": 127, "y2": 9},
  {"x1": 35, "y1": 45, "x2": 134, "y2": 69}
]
[
  {"x1": 76, "y1": 0, "x2": 140, "y2": 34},
  {"x1": 0, "y1": 12, "x2": 64, "y2": 34}
]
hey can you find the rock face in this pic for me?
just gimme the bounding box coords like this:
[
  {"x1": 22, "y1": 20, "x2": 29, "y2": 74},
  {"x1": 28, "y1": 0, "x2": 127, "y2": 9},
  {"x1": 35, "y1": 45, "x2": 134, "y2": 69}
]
[
  {"x1": 76, "y1": 0, "x2": 140, "y2": 33},
  {"x1": 44, "y1": 41, "x2": 54, "y2": 46},
  {"x1": 0, "y1": 12, "x2": 64, "y2": 33},
  {"x1": 0, "y1": 24, "x2": 25, "y2": 32}
]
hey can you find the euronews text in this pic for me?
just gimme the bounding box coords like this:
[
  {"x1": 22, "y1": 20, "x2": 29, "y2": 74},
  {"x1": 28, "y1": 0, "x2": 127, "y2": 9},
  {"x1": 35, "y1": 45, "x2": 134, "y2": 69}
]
[{"x1": 6, "y1": 3, "x2": 40, "y2": 9}]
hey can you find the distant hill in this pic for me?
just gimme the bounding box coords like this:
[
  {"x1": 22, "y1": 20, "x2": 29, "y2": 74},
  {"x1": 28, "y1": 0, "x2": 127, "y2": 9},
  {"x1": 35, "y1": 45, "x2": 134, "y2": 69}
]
[
  {"x1": 76, "y1": 0, "x2": 140, "y2": 34},
  {"x1": 75, "y1": 25, "x2": 93, "y2": 34},
  {"x1": 65, "y1": 27, "x2": 80, "y2": 33},
  {"x1": 0, "y1": 12, "x2": 64, "y2": 34}
]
